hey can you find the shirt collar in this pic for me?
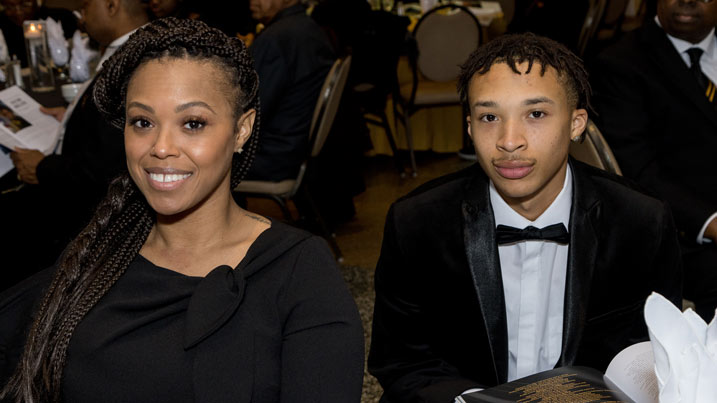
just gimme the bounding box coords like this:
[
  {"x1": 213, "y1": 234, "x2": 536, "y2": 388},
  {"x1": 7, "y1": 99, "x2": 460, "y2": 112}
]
[
  {"x1": 490, "y1": 164, "x2": 573, "y2": 229},
  {"x1": 656, "y1": 15, "x2": 716, "y2": 60},
  {"x1": 96, "y1": 27, "x2": 141, "y2": 71}
]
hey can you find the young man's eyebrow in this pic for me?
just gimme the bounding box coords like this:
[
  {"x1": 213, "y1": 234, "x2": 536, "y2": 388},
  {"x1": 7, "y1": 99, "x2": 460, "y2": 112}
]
[
  {"x1": 523, "y1": 97, "x2": 554, "y2": 106},
  {"x1": 472, "y1": 100, "x2": 498, "y2": 108}
]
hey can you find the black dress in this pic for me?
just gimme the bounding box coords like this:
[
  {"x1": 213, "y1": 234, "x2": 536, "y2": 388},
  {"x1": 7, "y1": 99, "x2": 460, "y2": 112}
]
[{"x1": 1, "y1": 221, "x2": 364, "y2": 403}]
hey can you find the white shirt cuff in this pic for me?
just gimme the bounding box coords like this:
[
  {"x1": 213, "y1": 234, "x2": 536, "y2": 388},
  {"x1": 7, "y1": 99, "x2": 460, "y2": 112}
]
[
  {"x1": 696, "y1": 212, "x2": 717, "y2": 244},
  {"x1": 454, "y1": 388, "x2": 484, "y2": 403}
]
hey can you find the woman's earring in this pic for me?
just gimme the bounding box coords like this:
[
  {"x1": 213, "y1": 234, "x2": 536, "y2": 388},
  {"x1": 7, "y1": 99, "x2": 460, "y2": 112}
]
[{"x1": 237, "y1": 147, "x2": 244, "y2": 154}]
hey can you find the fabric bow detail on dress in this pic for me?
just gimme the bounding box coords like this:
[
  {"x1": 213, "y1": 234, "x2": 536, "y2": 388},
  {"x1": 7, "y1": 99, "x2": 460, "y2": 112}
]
[
  {"x1": 184, "y1": 265, "x2": 246, "y2": 349},
  {"x1": 495, "y1": 223, "x2": 570, "y2": 245}
]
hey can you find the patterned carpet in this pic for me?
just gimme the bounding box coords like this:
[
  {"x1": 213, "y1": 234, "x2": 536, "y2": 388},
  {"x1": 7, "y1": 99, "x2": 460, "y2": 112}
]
[{"x1": 341, "y1": 265, "x2": 382, "y2": 403}]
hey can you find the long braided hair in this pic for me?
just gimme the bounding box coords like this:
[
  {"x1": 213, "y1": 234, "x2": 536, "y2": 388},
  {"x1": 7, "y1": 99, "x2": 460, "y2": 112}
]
[{"x1": 1, "y1": 18, "x2": 260, "y2": 403}]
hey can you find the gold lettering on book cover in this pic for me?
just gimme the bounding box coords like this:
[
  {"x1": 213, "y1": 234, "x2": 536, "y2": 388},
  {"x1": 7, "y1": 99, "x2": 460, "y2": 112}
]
[{"x1": 508, "y1": 373, "x2": 625, "y2": 403}]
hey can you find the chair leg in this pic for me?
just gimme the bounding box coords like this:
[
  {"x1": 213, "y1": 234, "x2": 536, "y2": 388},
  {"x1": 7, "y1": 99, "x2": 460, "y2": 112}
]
[
  {"x1": 379, "y1": 110, "x2": 406, "y2": 176},
  {"x1": 402, "y1": 113, "x2": 418, "y2": 177},
  {"x1": 298, "y1": 186, "x2": 344, "y2": 263},
  {"x1": 269, "y1": 195, "x2": 294, "y2": 222},
  {"x1": 394, "y1": 101, "x2": 417, "y2": 177}
]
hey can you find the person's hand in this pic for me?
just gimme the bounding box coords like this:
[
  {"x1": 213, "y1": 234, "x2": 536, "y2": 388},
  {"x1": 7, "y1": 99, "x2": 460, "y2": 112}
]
[
  {"x1": 704, "y1": 217, "x2": 717, "y2": 243},
  {"x1": 10, "y1": 148, "x2": 44, "y2": 184},
  {"x1": 40, "y1": 106, "x2": 67, "y2": 122}
]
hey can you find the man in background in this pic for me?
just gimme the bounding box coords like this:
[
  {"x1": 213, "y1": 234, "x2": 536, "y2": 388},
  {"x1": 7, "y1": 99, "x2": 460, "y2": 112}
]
[
  {"x1": 592, "y1": 0, "x2": 717, "y2": 320},
  {"x1": 246, "y1": 0, "x2": 334, "y2": 182},
  {"x1": 0, "y1": 0, "x2": 149, "y2": 291}
]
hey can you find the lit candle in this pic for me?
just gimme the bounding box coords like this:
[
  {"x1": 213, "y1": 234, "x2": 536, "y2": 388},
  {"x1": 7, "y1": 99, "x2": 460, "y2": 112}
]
[{"x1": 24, "y1": 23, "x2": 42, "y2": 39}]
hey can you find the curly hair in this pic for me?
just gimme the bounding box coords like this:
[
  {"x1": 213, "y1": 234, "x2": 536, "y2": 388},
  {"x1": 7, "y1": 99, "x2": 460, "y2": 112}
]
[
  {"x1": 457, "y1": 32, "x2": 592, "y2": 113},
  {"x1": 1, "y1": 18, "x2": 260, "y2": 403}
]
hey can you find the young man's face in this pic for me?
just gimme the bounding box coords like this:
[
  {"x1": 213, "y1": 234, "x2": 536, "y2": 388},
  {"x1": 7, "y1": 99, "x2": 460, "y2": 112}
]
[{"x1": 466, "y1": 62, "x2": 587, "y2": 219}]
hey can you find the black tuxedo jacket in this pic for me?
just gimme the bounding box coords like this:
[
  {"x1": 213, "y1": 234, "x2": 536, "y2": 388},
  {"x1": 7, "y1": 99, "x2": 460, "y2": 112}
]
[
  {"x1": 368, "y1": 160, "x2": 682, "y2": 403},
  {"x1": 592, "y1": 20, "x2": 717, "y2": 241}
]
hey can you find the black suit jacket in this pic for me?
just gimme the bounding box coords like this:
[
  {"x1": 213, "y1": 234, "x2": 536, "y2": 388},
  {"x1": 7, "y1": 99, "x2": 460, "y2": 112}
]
[
  {"x1": 592, "y1": 20, "x2": 717, "y2": 241},
  {"x1": 247, "y1": 4, "x2": 335, "y2": 181},
  {"x1": 368, "y1": 160, "x2": 682, "y2": 403}
]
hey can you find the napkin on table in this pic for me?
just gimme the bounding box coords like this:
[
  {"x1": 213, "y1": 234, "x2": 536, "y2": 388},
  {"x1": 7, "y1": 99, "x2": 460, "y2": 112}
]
[
  {"x1": 644, "y1": 292, "x2": 717, "y2": 403},
  {"x1": 45, "y1": 17, "x2": 69, "y2": 67},
  {"x1": 69, "y1": 30, "x2": 97, "y2": 82}
]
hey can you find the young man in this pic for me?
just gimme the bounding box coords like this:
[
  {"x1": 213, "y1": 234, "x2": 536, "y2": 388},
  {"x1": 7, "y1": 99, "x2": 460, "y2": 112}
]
[{"x1": 368, "y1": 33, "x2": 683, "y2": 403}]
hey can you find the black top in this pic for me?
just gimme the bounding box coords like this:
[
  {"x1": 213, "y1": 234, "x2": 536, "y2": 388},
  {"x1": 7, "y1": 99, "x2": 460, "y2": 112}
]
[
  {"x1": 247, "y1": 4, "x2": 335, "y2": 181},
  {"x1": 63, "y1": 254, "x2": 200, "y2": 402},
  {"x1": 0, "y1": 221, "x2": 365, "y2": 402}
]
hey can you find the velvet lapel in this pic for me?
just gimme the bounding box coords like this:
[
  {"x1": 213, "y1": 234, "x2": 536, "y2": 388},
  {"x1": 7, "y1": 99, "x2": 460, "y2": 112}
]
[
  {"x1": 462, "y1": 172, "x2": 508, "y2": 384},
  {"x1": 643, "y1": 20, "x2": 717, "y2": 129},
  {"x1": 558, "y1": 161, "x2": 601, "y2": 366}
]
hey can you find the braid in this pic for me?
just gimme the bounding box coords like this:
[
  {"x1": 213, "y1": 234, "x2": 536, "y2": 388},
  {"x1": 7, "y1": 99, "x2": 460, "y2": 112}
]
[
  {"x1": 2, "y1": 18, "x2": 259, "y2": 402},
  {"x1": 457, "y1": 32, "x2": 593, "y2": 112},
  {"x1": 2, "y1": 174, "x2": 152, "y2": 402}
]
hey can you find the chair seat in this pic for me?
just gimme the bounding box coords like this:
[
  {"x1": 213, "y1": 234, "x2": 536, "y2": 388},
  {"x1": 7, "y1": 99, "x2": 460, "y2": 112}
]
[
  {"x1": 400, "y1": 79, "x2": 460, "y2": 106},
  {"x1": 235, "y1": 179, "x2": 297, "y2": 197}
]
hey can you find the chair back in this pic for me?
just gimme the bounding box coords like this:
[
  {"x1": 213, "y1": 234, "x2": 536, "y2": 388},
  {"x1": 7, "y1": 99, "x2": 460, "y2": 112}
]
[
  {"x1": 413, "y1": 4, "x2": 481, "y2": 82},
  {"x1": 577, "y1": 0, "x2": 607, "y2": 56},
  {"x1": 569, "y1": 119, "x2": 622, "y2": 175},
  {"x1": 309, "y1": 55, "x2": 352, "y2": 158}
]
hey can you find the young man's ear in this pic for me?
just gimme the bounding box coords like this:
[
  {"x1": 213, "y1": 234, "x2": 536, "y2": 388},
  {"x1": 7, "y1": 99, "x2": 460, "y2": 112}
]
[{"x1": 570, "y1": 109, "x2": 588, "y2": 142}]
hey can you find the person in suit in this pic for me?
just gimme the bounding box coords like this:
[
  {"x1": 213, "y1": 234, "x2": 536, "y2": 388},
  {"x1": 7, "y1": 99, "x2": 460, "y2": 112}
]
[
  {"x1": 245, "y1": 0, "x2": 335, "y2": 182},
  {"x1": 368, "y1": 33, "x2": 683, "y2": 403},
  {"x1": 591, "y1": 0, "x2": 717, "y2": 321},
  {"x1": 0, "y1": 0, "x2": 149, "y2": 291}
]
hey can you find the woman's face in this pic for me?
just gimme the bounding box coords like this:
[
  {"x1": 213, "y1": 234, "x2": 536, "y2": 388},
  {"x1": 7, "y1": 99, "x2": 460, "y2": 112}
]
[{"x1": 124, "y1": 58, "x2": 255, "y2": 217}]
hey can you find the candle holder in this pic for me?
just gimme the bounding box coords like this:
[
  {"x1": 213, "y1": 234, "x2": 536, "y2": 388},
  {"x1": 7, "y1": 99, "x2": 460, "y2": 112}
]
[{"x1": 23, "y1": 21, "x2": 55, "y2": 92}]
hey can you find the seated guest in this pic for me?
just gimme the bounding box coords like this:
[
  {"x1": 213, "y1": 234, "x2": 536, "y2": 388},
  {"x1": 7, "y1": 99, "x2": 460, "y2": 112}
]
[
  {"x1": 368, "y1": 33, "x2": 682, "y2": 403},
  {"x1": 591, "y1": 0, "x2": 717, "y2": 320},
  {"x1": 246, "y1": 0, "x2": 335, "y2": 181},
  {"x1": 0, "y1": 0, "x2": 77, "y2": 66},
  {"x1": 0, "y1": 18, "x2": 364, "y2": 402},
  {"x1": 0, "y1": 0, "x2": 149, "y2": 291}
]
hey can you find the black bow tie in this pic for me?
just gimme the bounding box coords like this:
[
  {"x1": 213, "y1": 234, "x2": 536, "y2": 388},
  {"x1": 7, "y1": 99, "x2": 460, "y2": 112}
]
[{"x1": 495, "y1": 223, "x2": 570, "y2": 245}]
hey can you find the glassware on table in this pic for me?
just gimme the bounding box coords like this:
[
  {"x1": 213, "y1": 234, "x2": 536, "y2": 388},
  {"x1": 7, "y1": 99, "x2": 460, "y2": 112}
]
[
  {"x1": 2, "y1": 57, "x2": 23, "y2": 88},
  {"x1": 23, "y1": 21, "x2": 55, "y2": 92}
]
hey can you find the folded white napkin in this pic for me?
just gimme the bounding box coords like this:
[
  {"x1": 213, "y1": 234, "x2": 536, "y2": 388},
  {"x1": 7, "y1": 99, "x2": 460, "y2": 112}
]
[
  {"x1": 644, "y1": 292, "x2": 717, "y2": 403},
  {"x1": 45, "y1": 18, "x2": 69, "y2": 67},
  {"x1": 68, "y1": 30, "x2": 96, "y2": 82}
]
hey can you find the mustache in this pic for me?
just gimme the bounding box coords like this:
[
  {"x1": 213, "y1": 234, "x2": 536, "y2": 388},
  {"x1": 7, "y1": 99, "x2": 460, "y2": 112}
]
[{"x1": 492, "y1": 156, "x2": 537, "y2": 164}]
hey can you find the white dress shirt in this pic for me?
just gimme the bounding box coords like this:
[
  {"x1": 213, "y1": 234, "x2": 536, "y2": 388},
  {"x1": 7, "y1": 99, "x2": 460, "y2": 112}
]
[
  {"x1": 657, "y1": 17, "x2": 717, "y2": 244},
  {"x1": 456, "y1": 167, "x2": 573, "y2": 402},
  {"x1": 490, "y1": 165, "x2": 572, "y2": 381},
  {"x1": 55, "y1": 29, "x2": 138, "y2": 154}
]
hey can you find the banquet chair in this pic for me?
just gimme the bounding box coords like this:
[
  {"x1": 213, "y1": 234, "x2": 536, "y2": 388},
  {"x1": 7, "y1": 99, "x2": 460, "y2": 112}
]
[
  {"x1": 234, "y1": 56, "x2": 352, "y2": 261},
  {"x1": 569, "y1": 119, "x2": 622, "y2": 175},
  {"x1": 576, "y1": 0, "x2": 608, "y2": 57},
  {"x1": 395, "y1": 4, "x2": 482, "y2": 176},
  {"x1": 351, "y1": 10, "x2": 411, "y2": 177}
]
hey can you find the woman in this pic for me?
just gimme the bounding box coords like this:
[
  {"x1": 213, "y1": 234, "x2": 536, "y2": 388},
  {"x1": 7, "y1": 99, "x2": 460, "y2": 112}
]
[{"x1": 0, "y1": 18, "x2": 364, "y2": 403}]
